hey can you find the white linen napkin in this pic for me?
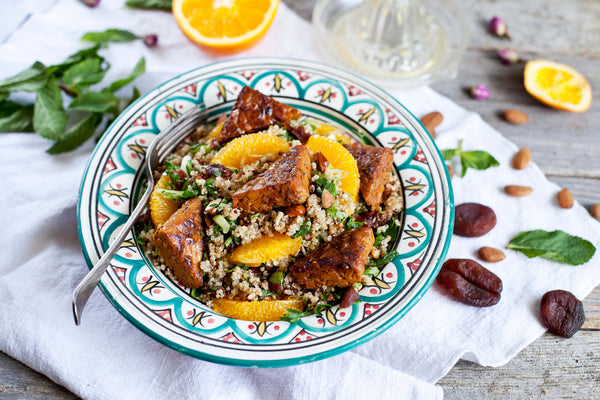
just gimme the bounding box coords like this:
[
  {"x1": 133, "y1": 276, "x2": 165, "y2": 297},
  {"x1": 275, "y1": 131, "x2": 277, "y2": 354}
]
[{"x1": 0, "y1": 1, "x2": 599, "y2": 399}]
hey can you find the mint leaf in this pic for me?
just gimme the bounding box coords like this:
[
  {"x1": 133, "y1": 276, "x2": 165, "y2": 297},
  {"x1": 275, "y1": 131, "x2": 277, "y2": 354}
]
[
  {"x1": 33, "y1": 76, "x2": 67, "y2": 140},
  {"x1": 0, "y1": 91, "x2": 8, "y2": 102},
  {"x1": 441, "y1": 140, "x2": 498, "y2": 177},
  {"x1": 46, "y1": 113, "x2": 102, "y2": 154},
  {"x1": 106, "y1": 57, "x2": 145, "y2": 93},
  {"x1": 69, "y1": 91, "x2": 120, "y2": 113},
  {"x1": 61, "y1": 57, "x2": 107, "y2": 92},
  {"x1": 47, "y1": 45, "x2": 103, "y2": 77},
  {"x1": 507, "y1": 230, "x2": 596, "y2": 266},
  {"x1": 125, "y1": 0, "x2": 172, "y2": 10},
  {"x1": 0, "y1": 61, "x2": 48, "y2": 92},
  {"x1": 124, "y1": 87, "x2": 141, "y2": 109},
  {"x1": 81, "y1": 29, "x2": 138, "y2": 44},
  {"x1": 459, "y1": 150, "x2": 499, "y2": 177},
  {"x1": 0, "y1": 101, "x2": 34, "y2": 132}
]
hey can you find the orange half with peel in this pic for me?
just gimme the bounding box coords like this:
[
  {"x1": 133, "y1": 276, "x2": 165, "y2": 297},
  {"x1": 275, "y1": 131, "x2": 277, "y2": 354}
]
[
  {"x1": 173, "y1": 0, "x2": 280, "y2": 52},
  {"x1": 524, "y1": 59, "x2": 592, "y2": 113}
]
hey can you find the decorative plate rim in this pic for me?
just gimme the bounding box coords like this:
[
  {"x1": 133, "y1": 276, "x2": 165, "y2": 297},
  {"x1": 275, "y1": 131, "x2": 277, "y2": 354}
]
[{"x1": 76, "y1": 57, "x2": 454, "y2": 367}]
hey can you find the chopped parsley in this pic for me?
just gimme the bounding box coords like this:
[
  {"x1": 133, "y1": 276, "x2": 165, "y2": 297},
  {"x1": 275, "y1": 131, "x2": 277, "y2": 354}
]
[
  {"x1": 157, "y1": 188, "x2": 196, "y2": 201},
  {"x1": 292, "y1": 218, "x2": 312, "y2": 239},
  {"x1": 346, "y1": 219, "x2": 364, "y2": 229},
  {"x1": 315, "y1": 175, "x2": 336, "y2": 195},
  {"x1": 326, "y1": 204, "x2": 345, "y2": 222},
  {"x1": 280, "y1": 303, "x2": 333, "y2": 323},
  {"x1": 204, "y1": 178, "x2": 217, "y2": 196},
  {"x1": 366, "y1": 250, "x2": 399, "y2": 270},
  {"x1": 190, "y1": 143, "x2": 212, "y2": 155},
  {"x1": 135, "y1": 234, "x2": 145, "y2": 246}
]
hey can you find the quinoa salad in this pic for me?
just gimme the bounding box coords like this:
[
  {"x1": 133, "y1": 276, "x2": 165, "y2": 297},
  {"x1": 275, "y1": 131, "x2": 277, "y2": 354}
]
[{"x1": 138, "y1": 87, "x2": 403, "y2": 321}]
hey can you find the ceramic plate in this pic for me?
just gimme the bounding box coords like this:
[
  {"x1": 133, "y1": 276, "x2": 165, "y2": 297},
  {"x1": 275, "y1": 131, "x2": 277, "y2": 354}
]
[{"x1": 77, "y1": 58, "x2": 454, "y2": 367}]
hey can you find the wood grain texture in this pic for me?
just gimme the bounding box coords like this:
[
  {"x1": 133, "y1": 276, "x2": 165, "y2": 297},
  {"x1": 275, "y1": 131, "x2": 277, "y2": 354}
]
[{"x1": 1, "y1": 0, "x2": 600, "y2": 398}]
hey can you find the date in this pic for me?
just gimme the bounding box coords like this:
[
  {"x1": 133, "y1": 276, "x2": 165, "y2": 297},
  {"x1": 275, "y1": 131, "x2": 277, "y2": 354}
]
[
  {"x1": 540, "y1": 290, "x2": 585, "y2": 338},
  {"x1": 436, "y1": 258, "x2": 502, "y2": 307},
  {"x1": 454, "y1": 202, "x2": 497, "y2": 237}
]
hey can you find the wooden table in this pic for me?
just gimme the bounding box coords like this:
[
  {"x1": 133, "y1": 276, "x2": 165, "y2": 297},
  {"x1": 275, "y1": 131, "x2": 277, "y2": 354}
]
[{"x1": 1, "y1": 0, "x2": 599, "y2": 398}]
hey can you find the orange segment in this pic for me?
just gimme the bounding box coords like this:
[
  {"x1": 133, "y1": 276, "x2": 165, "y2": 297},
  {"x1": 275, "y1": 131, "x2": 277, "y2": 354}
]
[
  {"x1": 211, "y1": 131, "x2": 289, "y2": 168},
  {"x1": 230, "y1": 233, "x2": 301, "y2": 267},
  {"x1": 173, "y1": 0, "x2": 279, "y2": 52},
  {"x1": 149, "y1": 175, "x2": 181, "y2": 226},
  {"x1": 524, "y1": 59, "x2": 592, "y2": 112},
  {"x1": 314, "y1": 123, "x2": 353, "y2": 144},
  {"x1": 306, "y1": 135, "x2": 360, "y2": 202},
  {"x1": 213, "y1": 298, "x2": 304, "y2": 321},
  {"x1": 205, "y1": 121, "x2": 224, "y2": 141}
]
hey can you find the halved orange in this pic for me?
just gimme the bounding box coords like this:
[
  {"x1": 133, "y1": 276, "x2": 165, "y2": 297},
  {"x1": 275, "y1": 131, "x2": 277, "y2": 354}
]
[
  {"x1": 172, "y1": 0, "x2": 280, "y2": 52},
  {"x1": 149, "y1": 175, "x2": 181, "y2": 227},
  {"x1": 524, "y1": 59, "x2": 592, "y2": 112},
  {"x1": 305, "y1": 135, "x2": 360, "y2": 202},
  {"x1": 212, "y1": 298, "x2": 304, "y2": 321},
  {"x1": 211, "y1": 131, "x2": 289, "y2": 168},
  {"x1": 229, "y1": 232, "x2": 301, "y2": 267}
]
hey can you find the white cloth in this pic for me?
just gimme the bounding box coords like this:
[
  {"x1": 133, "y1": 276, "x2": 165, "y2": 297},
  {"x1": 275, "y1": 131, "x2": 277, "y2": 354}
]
[{"x1": 0, "y1": 1, "x2": 599, "y2": 399}]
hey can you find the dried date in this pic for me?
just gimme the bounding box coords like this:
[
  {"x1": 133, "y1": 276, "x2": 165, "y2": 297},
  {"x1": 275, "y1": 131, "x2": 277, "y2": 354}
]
[
  {"x1": 199, "y1": 164, "x2": 233, "y2": 179},
  {"x1": 436, "y1": 258, "x2": 502, "y2": 307},
  {"x1": 340, "y1": 287, "x2": 360, "y2": 308},
  {"x1": 454, "y1": 202, "x2": 497, "y2": 237},
  {"x1": 540, "y1": 290, "x2": 585, "y2": 338},
  {"x1": 356, "y1": 211, "x2": 389, "y2": 228},
  {"x1": 284, "y1": 122, "x2": 311, "y2": 144}
]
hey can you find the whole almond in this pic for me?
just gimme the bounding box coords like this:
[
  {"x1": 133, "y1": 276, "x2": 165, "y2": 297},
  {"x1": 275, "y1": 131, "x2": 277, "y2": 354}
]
[
  {"x1": 557, "y1": 188, "x2": 574, "y2": 209},
  {"x1": 446, "y1": 164, "x2": 454, "y2": 179},
  {"x1": 590, "y1": 204, "x2": 600, "y2": 220},
  {"x1": 512, "y1": 147, "x2": 532, "y2": 170},
  {"x1": 478, "y1": 246, "x2": 506, "y2": 263},
  {"x1": 421, "y1": 111, "x2": 443, "y2": 134},
  {"x1": 321, "y1": 189, "x2": 334, "y2": 209},
  {"x1": 504, "y1": 185, "x2": 533, "y2": 197},
  {"x1": 503, "y1": 109, "x2": 529, "y2": 124}
]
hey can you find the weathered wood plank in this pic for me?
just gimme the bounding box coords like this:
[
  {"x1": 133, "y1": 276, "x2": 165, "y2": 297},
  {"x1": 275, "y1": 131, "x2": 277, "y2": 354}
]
[
  {"x1": 439, "y1": 331, "x2": 600, "y2": 399},
  {"x1": 0, "y1": 351, "x2": 77, "y2": 399}
]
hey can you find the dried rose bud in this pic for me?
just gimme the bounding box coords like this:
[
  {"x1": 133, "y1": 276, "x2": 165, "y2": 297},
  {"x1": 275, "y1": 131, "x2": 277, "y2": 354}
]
[
  {"x1": 81, "y1": 0, "x2": 100, "y2": 7},
  {"x1": 489, "y1": 16, "x2": 510, "y2": 39},
  {"x1": 143, "y1": 34, "x2": 159, "y2": 48},
  {"x1": 469, "y1": 84, "x2": 490, "y2": 100},
  {"x1": 497, "y1": 49, "x2": 519, "y2": 65}
]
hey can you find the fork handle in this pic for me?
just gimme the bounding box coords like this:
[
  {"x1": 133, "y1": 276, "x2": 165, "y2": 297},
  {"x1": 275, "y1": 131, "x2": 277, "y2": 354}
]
[{"x1": 72, "y1": 179, "x2": 153, "y2": 325}]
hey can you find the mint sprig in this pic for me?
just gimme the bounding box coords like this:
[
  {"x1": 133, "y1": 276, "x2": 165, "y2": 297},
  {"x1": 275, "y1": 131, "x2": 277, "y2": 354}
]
[
  {"x1": 441, "y1": 140, "x2": 499, "y2": 177},
  {"x1": 507, "y1": 230, "x2": 596, "y2": 266},
  {"x1": 0, "y1": 29, "x2": 148, "y2": 153}
]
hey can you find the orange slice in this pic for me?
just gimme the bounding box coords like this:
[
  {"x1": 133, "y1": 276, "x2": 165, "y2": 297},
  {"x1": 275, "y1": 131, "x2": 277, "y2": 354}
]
[
  {"x1": 212, "y1": 298, "x2": 304, "y2": 321},
  {"x1": 524, "y1": 59, "x2": 592, "y2": 112},
  {"x1": 230, "y1": 232, "x2": 301, "y2": 267},
  {"x1": 314, "y1": 123, "x2": 353, "y2": 144},
  {"x1": 149, "y1": 175, "x2": 181, "y2": 227},
  {"x1": 205, "y1": 121, "x2": 224, "y2": 141},
  {"x1": 172, "y1": 0, "x2": 280, "y2": 52},
  {"x1": 305, "y1": 135, "x2": 360, "y2": 202},
  {"x1": 211, "y1": 131, "x2": 289, "y2": 168}
]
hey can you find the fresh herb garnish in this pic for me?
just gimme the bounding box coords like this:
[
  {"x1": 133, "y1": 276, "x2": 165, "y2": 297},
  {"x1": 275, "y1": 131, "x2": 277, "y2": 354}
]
[
  {"x1": 507, "y1": 230, "x2": 596, "y2": 266},
  {"x1": 316, "y1": 175, "x2": 336, "y2": 195},
  {"x1": 269, "y1": 271, "x2": 285, "y2": 284},
  {"x1": 125, "y1": 0, "x2": 172, "y2": 10},
  {"x1": 346, "y1": 219, "x2": 364, "y2": 229},
  {"x1": 190, "y1": 143, "x2": 212, "y2": 155},
  {"x1": 441, "y1": 140, "x2": 499, "y2": 177},
  {"x1": 0, "y1": 31, "x2": 147, "y2": 153},
  {"x1": 204, "y1": 178, "x2": 217, "y2": 196},
  {"x1": 280, "y1": 303, "x2": 333, "y2": 323},
  {"x1": 157, "y1": 188, "x2": 196, "y2": 201},
  {"x1": 292, "y1": 218, "x2": 312, "y2": 239},
  {"x1": 326, "y1": 204, "x2": 345, "y2": 222},
  {"x1": 136, "y1": 234, "x2": 145, "y2": 246},
  {"x1": 367, "y1": 250, "x2": 399, "y2": 270}
]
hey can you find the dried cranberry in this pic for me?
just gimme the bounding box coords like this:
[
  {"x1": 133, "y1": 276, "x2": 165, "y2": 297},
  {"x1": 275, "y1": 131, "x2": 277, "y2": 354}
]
[
  {"x1": 454, "y1": 202, "x2": 496, "y2": 237},
  {"x1": 540, "y1": 290, "x2": 585, "y2": 338},
  {"x1": 436, "y1": 258, "x2": 502, "y2": 307},
  {"x1": 356, "y1": 211, "x2": 389, "y2": 228}
]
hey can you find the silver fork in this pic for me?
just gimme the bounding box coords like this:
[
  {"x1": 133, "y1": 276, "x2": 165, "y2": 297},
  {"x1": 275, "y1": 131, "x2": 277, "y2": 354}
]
[{"x1": 72, "y1": 106, "x2": 208, "y2": 325}]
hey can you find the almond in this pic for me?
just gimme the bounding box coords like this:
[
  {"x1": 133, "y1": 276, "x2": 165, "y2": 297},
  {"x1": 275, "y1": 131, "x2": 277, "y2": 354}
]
[
  {"x1": 420, "y1": 111, "x2": 443, "y2": 134},
  {"x1": 321, "y1": 189, "x2": 334, "y2": 209},
  {"x1": 478, "y1": 246, "x2": 506, "y2": 263},
  {"x1": 557, "y1": 188, "x2": 574, "y2": 209},
  {"x1": 504, "y1": 185, "x2": 533, "y2": 197},
  {"x1": 446, "y1": 164, "x2": 454, "y2": 179},
  {"x1": 512, "y1": 147, "x2": 532, "y2": 170},
  {"x1": 590, "y1": 204, "x2": 600, "y2": 220},
  {"x1": 503, "y1": 109, "x2": 529, "y2": 124}
]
